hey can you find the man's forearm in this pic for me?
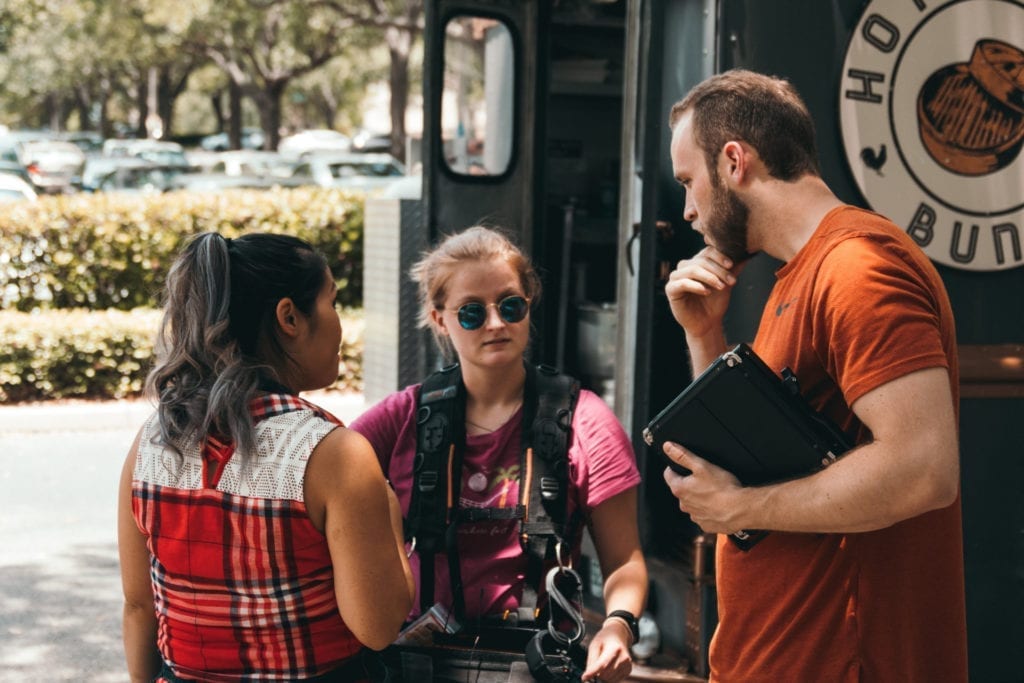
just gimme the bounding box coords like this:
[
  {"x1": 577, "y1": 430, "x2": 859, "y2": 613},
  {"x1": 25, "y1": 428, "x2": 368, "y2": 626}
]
[
  {"x1": 736, "y1": 439, "x2": 959, "y2": 534},
  {"x1": 734, "y1": 366, "x2": 961, "y2": 534}
]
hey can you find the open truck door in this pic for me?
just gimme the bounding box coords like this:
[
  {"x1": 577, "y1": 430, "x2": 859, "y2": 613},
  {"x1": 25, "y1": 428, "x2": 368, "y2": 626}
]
[{"x1": 365, "y1": 0, "x2": 718, "y2": 675}]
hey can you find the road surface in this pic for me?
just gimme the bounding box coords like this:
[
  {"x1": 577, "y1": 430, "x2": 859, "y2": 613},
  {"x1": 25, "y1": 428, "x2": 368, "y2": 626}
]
[{"x1": 0, "y1": 393, "x2": 365, "y2": 682}]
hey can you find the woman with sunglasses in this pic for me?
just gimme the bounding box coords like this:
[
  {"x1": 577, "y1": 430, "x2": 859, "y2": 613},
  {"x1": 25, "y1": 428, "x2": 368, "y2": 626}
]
[{"x1": 350, "y1": 225, "x2": 646, "y2": 683}]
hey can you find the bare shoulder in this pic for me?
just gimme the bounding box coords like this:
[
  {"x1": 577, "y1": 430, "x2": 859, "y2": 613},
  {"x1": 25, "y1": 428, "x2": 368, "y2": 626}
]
[
  {"x1": 120, "y1": 426, "x2": 146, "y2": 481},
  {"x1": 304, "y1": 426, "x2": 387, "y2": 531},
  {"x1": 306, "y1": 426, "x2": 383, "y2": 490}
]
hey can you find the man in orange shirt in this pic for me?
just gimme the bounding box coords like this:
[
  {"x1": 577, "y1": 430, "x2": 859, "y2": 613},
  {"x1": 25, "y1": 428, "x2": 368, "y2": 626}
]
[{"x1": 662, "y1": 69, "x2": 968, "y2": 682}]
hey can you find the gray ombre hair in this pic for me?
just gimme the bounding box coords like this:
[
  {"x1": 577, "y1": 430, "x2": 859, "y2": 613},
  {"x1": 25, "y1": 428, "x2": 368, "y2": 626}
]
[
  {"x1": 145, "y1": 232, "x2": 328, "y2": 456},
  {"x1": 409, "y1": 225, "x2": 541, "y2": 363}
]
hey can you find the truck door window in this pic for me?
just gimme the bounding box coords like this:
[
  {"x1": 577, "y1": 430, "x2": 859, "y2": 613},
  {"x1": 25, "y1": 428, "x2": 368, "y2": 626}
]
[{"x1": 442, "y1": 15, "x2": 514, "y2": 177}]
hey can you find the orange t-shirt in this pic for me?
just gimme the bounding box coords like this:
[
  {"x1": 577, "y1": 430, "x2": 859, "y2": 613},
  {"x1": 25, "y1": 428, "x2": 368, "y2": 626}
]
[{"x1": 709, "y1": 206, "x2": 967, "y2": 682}]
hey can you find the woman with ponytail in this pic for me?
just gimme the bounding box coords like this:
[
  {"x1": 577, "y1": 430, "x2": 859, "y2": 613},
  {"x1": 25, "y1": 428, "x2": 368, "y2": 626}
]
[{"x1": 118, "y1": 232, "x2": 414, "y2": 682}]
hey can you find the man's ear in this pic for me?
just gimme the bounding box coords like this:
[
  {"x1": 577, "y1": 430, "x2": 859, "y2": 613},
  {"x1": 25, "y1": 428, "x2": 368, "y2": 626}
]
[
  {"x1": 275, "y1": 298, "x2": 301, "y2": 338},
  {"x1": 721, "y1": 140, "x2": 749, "y2": 183}
]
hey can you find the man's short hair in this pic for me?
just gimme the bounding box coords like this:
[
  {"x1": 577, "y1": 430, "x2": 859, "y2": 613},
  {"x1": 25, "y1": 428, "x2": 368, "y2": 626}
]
[{"x1": 669, "y1": 69, "x2": 821, "y2": 181}]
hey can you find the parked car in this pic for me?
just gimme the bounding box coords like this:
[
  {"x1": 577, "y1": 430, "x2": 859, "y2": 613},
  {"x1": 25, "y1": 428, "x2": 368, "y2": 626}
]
[
  {"x1": 199, "y1": 128, "x2": 266, "y2": 152},
  {"x1": 183, "y1": 150, "x2": 221, "y2": 173},
  {"x1": 0, "y1": 159, "x2": 32, "y2": 184},
  {"x1": 101, "y1": 139, "x2": 136, "y2": 157},
  {"x1": 377, "y1": 173, "x2": 423, "y2": 199},
  {"x1": 0, "y1": 171, "x2": 38, "y2": 202},
  {"x1": 207, "y1": 150, "x2": 294, "y2": 178},
  {"x1": 0, "y1": 131, "x2": 52, "y2": 186},
  {"x1": 17, "y1": 139, "x2": 86, "y2": 193},
  {"x1": 0, "y1": 130, "x2": 50, "y2": 162},
  {"x1": 277, "y1": 129, "x2": 351, "y2": 159},
  {"x1": 288, "y1": 152, "x2": 406, "y2": 191},
  {"x1": 82, "y1": 156, "x2": 181, "y2": 194},
  {"x1": 351, "y1": 129, "x2": 393, "y2": 154},
  {"x1": 109, "y1": 140, "x2": 194, "y2": 173},
  {"x1": 58, "y1": 131, "x2": 105, "y2": 155},
  {"x1": 168, "y1": 172, "x2": 283, "y2": 193}
]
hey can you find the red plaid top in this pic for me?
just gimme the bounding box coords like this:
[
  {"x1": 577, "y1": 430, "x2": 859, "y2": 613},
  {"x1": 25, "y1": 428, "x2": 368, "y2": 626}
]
[{"x1": 132, "y1": 393, "x2": 362, "y2": 681}]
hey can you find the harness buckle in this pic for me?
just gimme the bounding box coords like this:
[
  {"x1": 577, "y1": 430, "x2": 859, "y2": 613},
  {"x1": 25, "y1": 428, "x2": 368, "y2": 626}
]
[
  {"x1": 418, "y1": 471, "x2": 438, "y2": 492},
  {"x1": 540, "y1": 476, "x2": 560, "y2": 501}
]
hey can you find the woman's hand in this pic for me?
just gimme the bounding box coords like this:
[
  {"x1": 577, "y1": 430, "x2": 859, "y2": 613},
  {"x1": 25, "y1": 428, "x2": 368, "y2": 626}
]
[
  {"x1": 585, "y1": 488, "x2": 647, "y2": 682},
  {"x1": 582, "y1": 620, "x2": 634, "y2": 682}
]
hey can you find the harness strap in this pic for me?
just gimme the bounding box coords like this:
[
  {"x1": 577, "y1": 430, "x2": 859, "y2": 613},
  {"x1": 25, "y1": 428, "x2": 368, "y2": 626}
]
[
  {"x1": 445, "y1": 514, "x2": 465, "y2": 620},
  {"x1": 409, "y1": 364, "x2": 465, "y2": 614},
  {"x1": 518, "y1": 365, "x2": 580, "y2": 621},
  {"x1": 456, "y1": 506, "x2": 526, "y2": 522},
  {"x1": 410, "y1": 362, "x2": 580, "y2": 627}
]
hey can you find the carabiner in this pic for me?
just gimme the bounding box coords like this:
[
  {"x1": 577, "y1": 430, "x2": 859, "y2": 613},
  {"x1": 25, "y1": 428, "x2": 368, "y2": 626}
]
[
  {"x1": 554, "y1": 540, "x2": 573, "y2": 573},
  {"x1": 544, "y1": 565, "x2": 585, "y2": 647}
]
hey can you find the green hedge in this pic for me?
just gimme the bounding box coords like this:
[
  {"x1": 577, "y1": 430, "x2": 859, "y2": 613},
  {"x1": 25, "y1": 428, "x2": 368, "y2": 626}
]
[
  {"x1": 0, "y1": 308, "x2": 364, "y2": 403},
  {"x1": 0, "y1": 187, "x2": 364, "y2": 312}
]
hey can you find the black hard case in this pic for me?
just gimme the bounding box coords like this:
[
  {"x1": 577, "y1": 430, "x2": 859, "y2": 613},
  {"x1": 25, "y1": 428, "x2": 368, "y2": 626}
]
[{"x1": 643, "y1": 344, "x2": 854, "y2": 549}]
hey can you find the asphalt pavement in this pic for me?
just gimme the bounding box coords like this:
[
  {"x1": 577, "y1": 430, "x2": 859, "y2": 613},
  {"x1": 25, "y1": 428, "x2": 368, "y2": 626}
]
[{"x1": 0, "y1": 391, "x2": 367, "y2": 683}]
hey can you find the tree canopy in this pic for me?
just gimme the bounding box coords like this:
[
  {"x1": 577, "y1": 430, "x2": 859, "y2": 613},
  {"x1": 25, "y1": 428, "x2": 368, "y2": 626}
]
[{"x1": 0, "y1": 0, "x2": 423, "y2": 151}]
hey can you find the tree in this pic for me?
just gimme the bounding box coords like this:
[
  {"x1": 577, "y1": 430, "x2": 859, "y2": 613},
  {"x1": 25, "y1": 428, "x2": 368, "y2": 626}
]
[
  {"x1": 179, "y1": 0, "x2": 358, "y2": 150},
  {"x1": 0, "y1": 1, "x2": 85, "y2": 130},
  {"x1": 288, "y1": 36, "x2": 388, "y2": 133},
  {"x1": 0, "y1": 0, "x2": 411, "y2": 147},
  {"x1": 0, "y1": 0, "x2": 201, "y2": 138},
  {"x1": 318, "y1": 0, "x2": 424, "y2": 159}
]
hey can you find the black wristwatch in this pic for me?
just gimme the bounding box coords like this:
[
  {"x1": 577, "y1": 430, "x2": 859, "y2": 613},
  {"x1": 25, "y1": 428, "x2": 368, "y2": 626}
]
[{"x1": 605, "y1": 609, "x2": 640, "y2": 643}]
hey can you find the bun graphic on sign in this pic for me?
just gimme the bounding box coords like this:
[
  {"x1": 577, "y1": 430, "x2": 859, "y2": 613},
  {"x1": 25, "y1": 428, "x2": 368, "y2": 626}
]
[
  {"x1": 839, "y1": 0, "x2": 1024, "y2": 272},
  {"x1": 918, "y1": 40, "x2": 1024, "y2": 176}
]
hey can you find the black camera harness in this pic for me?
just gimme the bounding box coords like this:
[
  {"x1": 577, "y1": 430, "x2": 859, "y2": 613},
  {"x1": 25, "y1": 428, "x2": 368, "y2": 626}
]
[{"x1": 408, "y1": 362, "x2": 586, "y2": 680}]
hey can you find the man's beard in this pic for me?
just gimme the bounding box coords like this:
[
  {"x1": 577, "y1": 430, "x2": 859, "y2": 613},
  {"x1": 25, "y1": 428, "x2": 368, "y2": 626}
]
[{"x1": 703, "y1": 171, "x2": 753, "y2": 264}]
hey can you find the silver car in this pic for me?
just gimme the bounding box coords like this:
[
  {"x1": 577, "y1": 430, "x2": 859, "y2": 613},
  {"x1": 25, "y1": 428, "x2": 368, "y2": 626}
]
[
  {"x1": 17, "y1": 140, "x2": 86, "y2": 193},
  {"x1": 289, "y1": 152, "x2": 406, "y2": 192}
]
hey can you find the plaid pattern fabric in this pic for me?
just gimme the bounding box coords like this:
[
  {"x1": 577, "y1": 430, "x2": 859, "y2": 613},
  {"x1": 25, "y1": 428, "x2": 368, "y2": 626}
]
[{"x1": 132, "y1": 394, "x2": 362, "y2": 681}]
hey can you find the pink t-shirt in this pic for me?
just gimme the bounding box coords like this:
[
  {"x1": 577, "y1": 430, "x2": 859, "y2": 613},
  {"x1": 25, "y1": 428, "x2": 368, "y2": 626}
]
[{"x1": 350, "y1": 384, "x2": 640, "y2": 619}]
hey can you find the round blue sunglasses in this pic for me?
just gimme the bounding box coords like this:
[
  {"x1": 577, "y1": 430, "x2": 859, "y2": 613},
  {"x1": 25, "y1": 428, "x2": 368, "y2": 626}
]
[{"x1": 451, "y1": 295, "x2": 530, "y2": 330}]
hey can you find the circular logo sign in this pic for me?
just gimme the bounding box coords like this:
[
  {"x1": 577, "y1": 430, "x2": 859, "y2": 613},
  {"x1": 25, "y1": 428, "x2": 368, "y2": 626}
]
[{"x1": 839, "y1": 0, "x2": 1024, "y2": 271}]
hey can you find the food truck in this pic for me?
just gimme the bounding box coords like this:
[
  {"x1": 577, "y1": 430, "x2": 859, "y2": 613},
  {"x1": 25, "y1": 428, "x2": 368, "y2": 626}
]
[{"x1": 362, "y1": 1, "x2": 1024, "y2": 679}]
